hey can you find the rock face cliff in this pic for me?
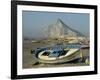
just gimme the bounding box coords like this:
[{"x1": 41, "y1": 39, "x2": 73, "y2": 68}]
[{"x1": 47, "y1": 19, "x2": 85, "y2": 39}]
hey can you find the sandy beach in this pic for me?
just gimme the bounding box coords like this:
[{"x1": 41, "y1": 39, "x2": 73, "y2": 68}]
[{"x1": 22, "y1": 40, "x2": 89, "y2": 69}]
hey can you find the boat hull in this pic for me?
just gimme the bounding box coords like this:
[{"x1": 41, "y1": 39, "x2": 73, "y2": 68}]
[{"x1": 36, "y1": 49, "x2": 81, "y2": 64}]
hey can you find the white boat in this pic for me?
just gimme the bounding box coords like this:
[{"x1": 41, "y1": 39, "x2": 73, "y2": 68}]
[
  {"x1": 31, "y1": 43, "x2": 88, "y2": 64},
  {"x1": 36, "y1": 48, "x2": 81, "y2": 64}
]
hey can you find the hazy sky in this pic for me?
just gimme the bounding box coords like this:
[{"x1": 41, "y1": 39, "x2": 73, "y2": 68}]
[{"x1": 22, "y1": 11, "x2": 89, "y2": 39}]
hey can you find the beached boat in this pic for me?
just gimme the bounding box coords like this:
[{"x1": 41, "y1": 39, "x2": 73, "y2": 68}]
[
  {"x1": 37, "y1": 48, "x2": 80, "y2": 63},
  {"x1": 31, "y1": 43, "x2": 89, "y2": 64}
]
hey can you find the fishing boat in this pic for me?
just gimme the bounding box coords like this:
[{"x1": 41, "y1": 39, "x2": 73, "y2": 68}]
[{"x1": 31, "y1": 43, "x2": 89, "y2": 64}]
